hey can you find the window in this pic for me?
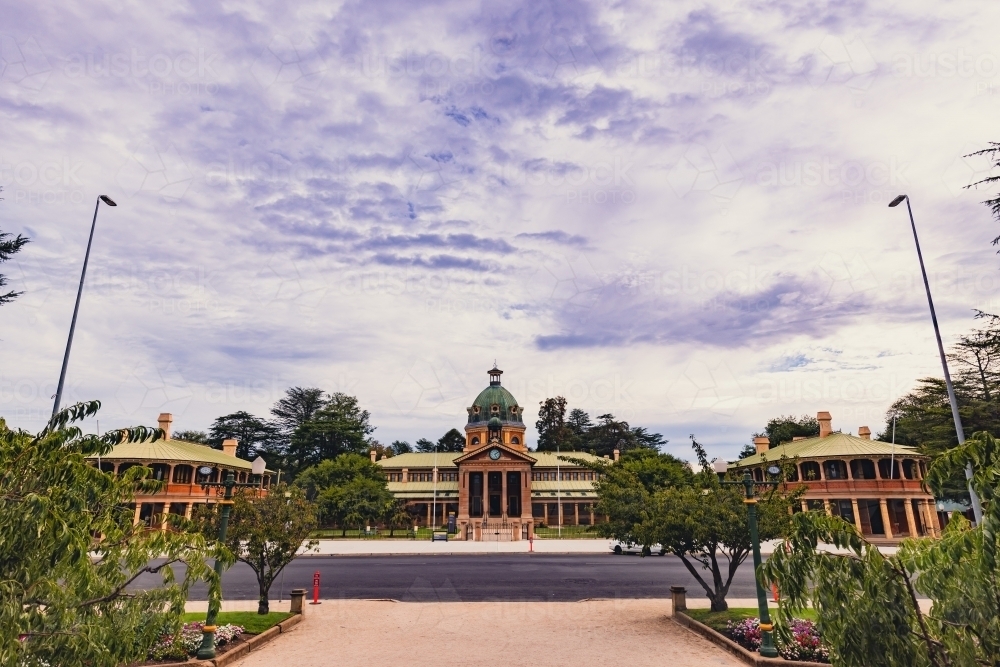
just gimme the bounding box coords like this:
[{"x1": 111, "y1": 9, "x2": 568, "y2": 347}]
[
  {"x1": 491, "y1": 404, "x2": 500, "y2": 413},
  {"x1": 801, "y1": 461, "x2": 820, "y2": 481},
  {"x1": 471, "y1": 437, "x2": 480, "y2": 445},
  {"x1": 511, "y1": 436, "x2": 520, "y2": 444},
  {"x1": 172, "y1": 465, "x2": 193, "y2": 484},
  {"x1": 851, "y1": 459, "x2": 876, "y2": 480},
  {"x1": 473, "y1": 406, "x2": 481, "y2": 414},
  {"x1": 824, "y1": 460, "x2": 848, "y2": 480}
]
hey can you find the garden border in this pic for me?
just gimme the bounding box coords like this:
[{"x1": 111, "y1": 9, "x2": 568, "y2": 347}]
[
  {"x1": 151, "y1": 591, "x2": 305, "y2": 667},
  {"x1": 673, "y1": 611, "x2": 824, "y2": 667}
]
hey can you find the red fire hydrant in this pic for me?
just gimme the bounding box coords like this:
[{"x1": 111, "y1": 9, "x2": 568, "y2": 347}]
[{"x1": 310, "y1": 571, "x2": 321, "y2": 605}]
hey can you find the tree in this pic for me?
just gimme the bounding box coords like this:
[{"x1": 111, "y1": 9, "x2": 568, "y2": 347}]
[
  {"x1": 271, "y1": 387, "x2": 327, "y2": 435},
  {"x1": 736, "y1": 443, "x2": 757, "y2": 460},
  {"x1": 1, "y1": 402, "x2": 220, "y2": 666},
  {"x1": 415, "y1": 437, "x2": 436, "y2": 452},
  {"x1": 286, "y1": 393, "x2": 375, "y2": 478},
  {"x1": 208, "y1": 411, "x2": 280, "y2": 460},
  {"x1": 173, "y1": 429, "x2": 209, "y2": 444},
  {"x1": 0, "y1": 228, "x2": 29, "y2": 305},
  {"x1": 390, "y1": 440, "x2": 413, "y2": 455},
  {"x1": 596, "y1": 438, "x2": 798, "y2": 611},
  {"x1": 294, "y1": 453, "x2": 385, "y2": 500},
  {"x1": 755, "y1": 415, "x2": 819, "y2": 448},
  {"x1": 436, "y1": 428, "x2": 466, "y2": 452},
  {"x1": 536, "y1": 396, "x2": 573, "y2": 451},
  {"x1": 384, "y1": 499, "x2": 413, "y2": 536},
  {"x1": 317, "y1": 477, "x2": 394, "y2": 535},
  {"x1": 196, "y1": 484, "x2": 318, "y2": 615},
  {"x1": 587, "y1": 413, "x2": 657, "y2": 456},
  {"x1": 566, "y1": 408, "x2": 593, "y2": 448}
]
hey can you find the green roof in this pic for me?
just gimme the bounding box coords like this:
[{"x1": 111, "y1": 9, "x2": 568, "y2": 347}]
[
  {"x1": 531, "y1": 481, "x2": 597, "y2": 493},
  {"x1": 377, "y1": 453, "x2": 462, "y2": 469},
  {"x1": 734, "y1": 432, "x2": 922, "y2": 467},
  {"x1": 89, "y1": 438, "x2": 253, "y2": 469},
  {"x1": 387, "y1": 482, "x2": 460, "y2": 494},
  {"x1": 468, "y1": 383, "x2": 523, "y2": 425},
  {"x1": 376, "y1": 451, "x2": 600, "y2": 468}
]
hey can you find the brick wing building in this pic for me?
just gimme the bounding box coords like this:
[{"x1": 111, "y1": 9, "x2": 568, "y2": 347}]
[
  {"x1": 377, "y1": 367, "x2": 605, "y2": 540},
  {"x1": 732, "y1": 411, "x2": 938, "y2": 541},
  {"x1": 88, "y1": 413, "x2": 271, "y2": 528}
]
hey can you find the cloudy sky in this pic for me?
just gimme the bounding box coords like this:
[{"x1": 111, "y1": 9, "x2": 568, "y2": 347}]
[{"x1": 3, "y1": 0, "x2": 1000, "y2": 462}]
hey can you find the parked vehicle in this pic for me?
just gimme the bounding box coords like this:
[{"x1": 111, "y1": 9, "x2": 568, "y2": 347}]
[{"x1": 611, "y1": 541, "x2": 667, "y2": 556}]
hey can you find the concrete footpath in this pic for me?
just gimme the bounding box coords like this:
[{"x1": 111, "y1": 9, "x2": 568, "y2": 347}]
[
  {"x1": 219, "y1": 598, "x2": 744, "y2": 667},
  {"x1": 301, "y1": 538, "x2": 616, "y2": 555},
  {"x1": 298, "y1": 538, "x2": 898, "y2": 556}
]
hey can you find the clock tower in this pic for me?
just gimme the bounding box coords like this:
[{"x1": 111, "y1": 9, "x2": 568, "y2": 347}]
[{"x1": 455, "y1": 366, "x2": 534, "y2": 540}]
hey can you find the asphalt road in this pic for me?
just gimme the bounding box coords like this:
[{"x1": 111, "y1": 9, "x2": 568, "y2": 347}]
[{"x1": 133, "y1": 553, "x2": 761, "y2": 601}]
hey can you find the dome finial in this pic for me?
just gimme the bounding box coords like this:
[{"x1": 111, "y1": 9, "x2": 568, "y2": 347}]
[{"x1": 488, "y1": 364, "x2": 503, "y2": 385}]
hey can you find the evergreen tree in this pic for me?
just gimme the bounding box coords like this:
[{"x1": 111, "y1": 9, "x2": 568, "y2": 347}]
[
  {"x1": 286, "y1": 393, "x2": 375, "y2": 477},
  {"x1": 271, "y1": 387, "x2": 327, "y2": 435},
  {"x1": 755, "y1": 415, "x2": 820, "y2": 448},
  {"x1": 536, "y1": 396, "x2": 573, "y2": 451},
  {"x1": 415, "y1": 437, "x2": 436, "y2": 452},
  {"x1": 0, "y1": 228, "x2": 29, "y2": 306},
  {"x1": 207, "y1": 411, "x2": 280, "y2": 460},
  {"x1": 436, "y1": 428, "x2": 466, "y2": 452},
  {"x1": 390, "y1": 440, "x2": 413, "y2": 455}
]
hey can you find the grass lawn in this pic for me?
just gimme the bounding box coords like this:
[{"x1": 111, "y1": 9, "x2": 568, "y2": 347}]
[
  {"x1": 533, "y1": 525, "x2": 601, "y2": 539},
  {"x1": 182, "y1": 611, "x2": 291, "y2": 634},
  {"x1": 687, "y1": 607, "x2": 818, "y2": 633}
]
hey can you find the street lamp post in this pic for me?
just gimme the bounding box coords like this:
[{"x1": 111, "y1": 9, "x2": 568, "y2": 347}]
[
  {"x1": 888, "y1": 194, "x2": 984, "y2": 525},
  {"x1": 52, "y1": 194, "x2": 117, "y2": 417},
  {"x1": 196, "y1": 458, "x2": 266, "y2": 660},
  {"x1": 723, "y1": 470, "x2": 779, "y2": 658}
]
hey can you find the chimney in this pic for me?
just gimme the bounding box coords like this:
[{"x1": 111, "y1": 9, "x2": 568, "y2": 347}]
[
  {"x1": 858, "y1": 426, "x2": 871, "y2": 440},
  {"x1": 222, "y1": 439, "x2": 237, "y2": 457},
  {"x1": 817, "y1": 412, "x2": 832, "y2": 438},
  {"x1": 754, "y1": 436, "x2": 770, "y2": 455},
  {"x1": 157, "y1": 413, "x2": 173, "y2": 440},
  {"x1": 613, "y1": 449, "x2": 620, "y2": 461},
  {"x1": 370, "y1": 449, "x2": 377, "y2": 463}
]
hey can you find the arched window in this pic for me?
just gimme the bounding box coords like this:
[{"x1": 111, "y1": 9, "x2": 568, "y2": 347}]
[
  {"x1": 902, "y1": 459, "x2": 918, "y2": 480},
  {"x1": 878, "y1": 458, "x2": 901, "y2": 480},
  {"x1": 511, "y1": 436, "x2": 520, "y2": 444},
  {"x1": 850, "y1": 459, "x2": 876, "y2": 480},
  {"x1": 172, "y1": 465, "x2": 193, "y2": 484},
  {"x1": 823, "y1": 460, "x2": 848, "y2": 480},
  {"x1": 471, "y1": 437, "x2": 480, "y2": 445},
  {"x1": 801, "y1": 461, "x2": 820, "y2": 481}
]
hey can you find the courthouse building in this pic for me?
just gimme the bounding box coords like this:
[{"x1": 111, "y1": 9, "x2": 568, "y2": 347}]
[
  {"x1": 732, "y1": 411, "x2": 939, "y2": 541},
  {"x1": 377, "y1": 367, "x2": 605, "y2": 540}
]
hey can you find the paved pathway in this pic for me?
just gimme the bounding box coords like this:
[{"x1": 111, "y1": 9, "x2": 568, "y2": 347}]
[{"x1": 225, "y1": 599, "x2": 743, "y2": 667}]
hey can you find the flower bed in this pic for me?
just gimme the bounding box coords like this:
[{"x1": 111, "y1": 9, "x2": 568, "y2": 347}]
[
  {"x1": 146, "y1": 621, "x2": 245, "y2": 662},
  {"x1": 727, "y1": 617, "x2": 830, "y2": 663}
]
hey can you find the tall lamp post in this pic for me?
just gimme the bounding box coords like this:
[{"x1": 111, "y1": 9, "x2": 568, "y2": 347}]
[
  {"x1": 723, "y1": 469, "x2": 780, "y2": 658},
  {"x1": 196, "y1": 457, "x2": 267, "y2": 660},
  {"x1": 52, "y1": 194, "x2": 117, "y2": 417},
  {"x1": 888, "y1": 194, "x2": 984, "y2": 524}
]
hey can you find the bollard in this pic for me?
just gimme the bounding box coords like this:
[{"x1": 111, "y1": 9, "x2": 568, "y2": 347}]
[
  {"x1": 310, "y1": 571, "x2": 321, "y2": 605},
  {"x1": 290, "y1": 589, "x2": 306, "y2": 615},
  {"x1": 670, "y1": 585, "x2": 687, "y2": 613}
]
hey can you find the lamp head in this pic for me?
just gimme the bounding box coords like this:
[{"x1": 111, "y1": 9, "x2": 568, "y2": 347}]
[
  {"x1": 888, "y1": 194, "x2": 907, "y2": 208},
  {"x1": 712, "y1": 458, "x2": 729, "y2": 474},
  {"x1": 99, "y1": 195, "x2": 117, "y2": 206},
  {"x1": 252, "y1": 456, "x2": 266, "y2": 476}
]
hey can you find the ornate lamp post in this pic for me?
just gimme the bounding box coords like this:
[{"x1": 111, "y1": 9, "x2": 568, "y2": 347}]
[
  {"x1": 723, "y1": 469, "x2": 779, "y2": 658},
  {"x1": 196, "y1": 458, "x2": 266, "y2": 660}
]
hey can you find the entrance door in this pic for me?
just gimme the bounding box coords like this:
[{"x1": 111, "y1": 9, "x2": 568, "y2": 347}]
[
  {"x1": 488, "y1": 471, "x2": 502, "y2": 516},
  {"x1": 507, "y1": 471, "x2": 521, "y2": 516},
  {"x1": 469, "y1": 472, "x2": 483, "y2": 517}
]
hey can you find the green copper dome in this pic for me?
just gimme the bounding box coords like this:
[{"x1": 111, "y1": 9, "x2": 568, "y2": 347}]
[{"x1": 467, "y1": 366, "x2": 524, "y2": 425}]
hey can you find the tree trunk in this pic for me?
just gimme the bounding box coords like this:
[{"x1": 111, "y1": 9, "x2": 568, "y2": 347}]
[
  {"x1": 258, "y1": 595, "x2": 269, "y2": 614},
  {"x1": 710, "y1": 595, "x2": 728, "y2": 612}
]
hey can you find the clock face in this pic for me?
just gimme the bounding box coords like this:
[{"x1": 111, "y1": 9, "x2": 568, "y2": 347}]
[
  {"x1": 489, "y1": 448, "x2": 502, "y2": 460},
  {"x1": 198, "y1": 466, "x2": 213, "y2": 476}
]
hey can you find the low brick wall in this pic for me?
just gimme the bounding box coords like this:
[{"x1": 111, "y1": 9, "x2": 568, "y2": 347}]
[
  {"x1": 153, "y1": 606, "x2": 303, "y2": 667},
  {"x1": 673, "y1": 611, "x2": 824, "y2": 667}
]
